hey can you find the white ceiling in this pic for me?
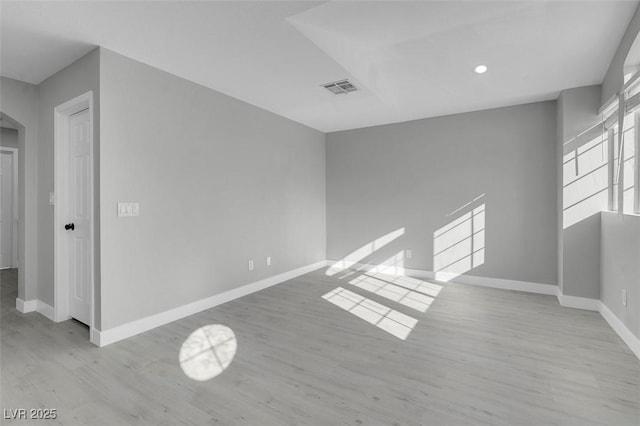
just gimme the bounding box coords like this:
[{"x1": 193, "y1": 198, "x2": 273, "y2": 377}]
[{"x1": 1, "y1": 1, "x2": 637, "y2": 132}]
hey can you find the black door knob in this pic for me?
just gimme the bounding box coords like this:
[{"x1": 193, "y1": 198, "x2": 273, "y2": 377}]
[{"x1": 65, "y1": 223, "x2": 75, "y2": 231}]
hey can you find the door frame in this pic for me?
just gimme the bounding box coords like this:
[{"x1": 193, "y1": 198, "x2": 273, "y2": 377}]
[
  {"x1": 53, "y1": 91, "x2": 95, "y2": 337},
  {"x1": 0, "y1": 147, "x2": 19, "y2": 268}
]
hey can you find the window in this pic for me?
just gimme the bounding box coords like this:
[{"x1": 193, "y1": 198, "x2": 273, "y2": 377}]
[
  {"x1": 562, "y1": 128, "x2": 608, "y2": 228},
  {"x1": 564, "y1": 77, "x2": 640, "y2": 227},
  {"x1": 602, "y1": 78, "x2": 640, "y2": 216},
  {"x1": 622, "y1": 110, "x2": 636, "y2": 214}
]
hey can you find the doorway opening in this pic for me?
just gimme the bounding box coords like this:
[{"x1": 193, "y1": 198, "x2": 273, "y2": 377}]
[
  {"x1": 1, "y1": 145, "x2": 18, "y2": 270},
  {"x1": 54, "y1": 91, "x2": 96, "y2": 340},
  {"x1": 0, "y1": 115, "x2": 22, "y2": 313}
]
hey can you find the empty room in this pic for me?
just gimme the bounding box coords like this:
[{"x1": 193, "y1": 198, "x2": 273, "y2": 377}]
[{"x1": 1, "y1": 0, "x2": 639, "y2": 424}]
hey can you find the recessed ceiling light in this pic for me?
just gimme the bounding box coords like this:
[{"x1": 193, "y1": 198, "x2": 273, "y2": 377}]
[{"x1": 475, "y1": 65, "x2": 488, "y2": 74}]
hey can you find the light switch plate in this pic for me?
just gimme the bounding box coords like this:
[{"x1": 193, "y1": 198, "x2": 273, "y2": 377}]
[{"x1": 49, "y1": 192, "x2": 55, "y2": 206}]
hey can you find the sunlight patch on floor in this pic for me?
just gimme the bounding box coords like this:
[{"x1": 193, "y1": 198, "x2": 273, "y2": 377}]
[
  {"x1": 179, "y1": 324, "x2": 237, "y2": 381},
  {"x1": 322, "y1": 287, "x2": 418, "y2": 340},
  {"x1": 348, "y1": 274, "x2": 435, "y2": 312}
]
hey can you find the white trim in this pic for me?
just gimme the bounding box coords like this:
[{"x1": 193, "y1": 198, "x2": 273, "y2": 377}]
[
  {"x1": 440, "y1": 272, "x2": 557, "y2": 295},
  {"x1": 608, "y1": 128, "x2": 615, "y2": 210},
  {"x1": 54, "y1": 91, "x2": 95, "y2": 338},
  {"x1": 36, "y1": 300, "x2": 56, "y2": 321},
  {"x1": 556, "y1": 292, "x2": 600, "y2": 311},
  {"x1": 623, "y1": 70, "x2": 640, "y2": 95},
  {"x1": 0, "y1": 147, "x2": 19, "y2": 268},
  {"x1": 15, "y1": 298, "x2": 57, "y2": 321},
  {"x1": 599, "y1": 302, "x2": 640, "y2": 359},
  {"x1": 327, "y1": 260, "x2": 425, "y2": 279},
  {"x1": 617, "y1": 93, "x2": 626, "y2": 214},
  {"x1": 16, "y1": 298, "x2": 36, "y2": 313},
  {"x1": 11, "y1": 148, "x2": 17, "y2": 267},
  {"x1": 90, "y1": 260, "x2": 328, "y2": 347},
  {"x1": 90, "y1": 327, "x2": 101, "y2": 345},
  {"x1": 326, "y1": 260, "x2": 557, "y2": 295},
  {"x1": 634, "y1": 111, "x2": 639, "y2": 214},
  {"x1": 600, "y1": 93, "x2": 618, "y2": 115}
]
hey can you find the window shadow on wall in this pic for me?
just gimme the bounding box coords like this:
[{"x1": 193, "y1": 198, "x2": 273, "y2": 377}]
[
  {"x1": 326, "y1": 227, "x2": 405, "y2": 278},
  {"x1": 433, "y1": 194, "x2": 485, "y2": 282},
  {"x1": 563, "y1": 130, "x2": 609, "y2": 229}
]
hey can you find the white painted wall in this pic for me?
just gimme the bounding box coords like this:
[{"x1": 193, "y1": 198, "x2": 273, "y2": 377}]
[
  {"x1": 98, "y1": 49, "x2": 326, "y2": 330},
  {"x1": 326, "y1": 101, "x2": 558, "y2": 287},
  {"x1": 0, "y1": 77, "x2": 39, "y2": 301},
  {"x1": 601, "y1": 212, "x2": 640, "y2": 338}
]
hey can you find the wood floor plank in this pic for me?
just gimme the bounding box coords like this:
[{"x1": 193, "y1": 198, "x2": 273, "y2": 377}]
[{"x1": 1, "y1": 267, "x2": 638, "y2": 425}]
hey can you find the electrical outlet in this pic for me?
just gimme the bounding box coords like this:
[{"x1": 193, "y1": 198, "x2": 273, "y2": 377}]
[
  {"x1": 266, "y1": 256, "x2": 271, "y2": 266},
  {"x1": 49, "y1": 192, "x2": 55, "y2": 206},
  {"x1": 405, "y1": 249, "x2": 412, "y2": 259},
  {"x1": 248, "y1": 260, "x2": 254, "y2": 271},
  {"x1": 118, "y1": 202, "x2": 140, "y2": 217},
  {"x1": 622, "y1": 289, "x2": 627, "y2": 307}
]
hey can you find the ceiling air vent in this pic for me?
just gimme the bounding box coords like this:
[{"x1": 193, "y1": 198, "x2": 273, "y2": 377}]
[{"x1": 322, "y1": 79, "x2": 358, "y2": 95}]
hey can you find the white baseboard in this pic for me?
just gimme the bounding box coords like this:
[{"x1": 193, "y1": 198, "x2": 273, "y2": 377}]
[
  {"x1": 556, "y1": 292, "x2": 600, "y2": 311},
  {"x1": 599, "y1": 302, "x2": 640, "y2": 360},
  {"x1": 36, "y1": 300, "x2": 56, "y2": 321},
  {"x1": 326, "y1": 260, "x2": 557, "y2": 295},
  {"x1": 92, "y1": 260, "x2": 328, "y2": 347},
  {"x1": 554, "y1": 293, "x2": 639, "y2": 360},
  {"x1": 441, "y1": 272, "x2": 558, "y2": 295},
  {"x1": 15, "y1": 298, "x2": 56, "y2": 321},
  {"x1": 326, "y1": 260, "x2": 417, "y2": 278},
  {"x1": 16, "y1": 298, "x2": 37, "y2": 313},
  {"x1": 90, "y1": 327, "x2": 101, "y2": 346}
]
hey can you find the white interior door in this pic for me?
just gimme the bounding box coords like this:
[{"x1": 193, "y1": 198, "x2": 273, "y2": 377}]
[
  {"x1": 0, "y1": 151, "x2": 14, "y2": 269},
  {"x1": 65, "y1": 109, "x2": 91, "y2": 325}
]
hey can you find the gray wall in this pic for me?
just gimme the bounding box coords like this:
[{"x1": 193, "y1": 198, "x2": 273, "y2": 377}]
[
  {"x1": 0, "y1": 77, "x2": 39, "y2": 301},
  {"x1": 557, "y1": 86, "x2": 602, "y2": 299},
  {"x1": 601, "y1": 212, "x2": 640, "y2": 338},
  {"x1": 99, "y1": 49, "x2": 326, "y2": 330},
  {"x1": 597, "y1": 1, "x2": 640, "y2": 343},
  {"x1": 559, "y1": 86, "x2": 602, "y2": 143},
  {"x1": 602, "y1": 3, "x2": 640, "y2": 105},
  {"x1": 563, "y1": 213, "x2": 601, "y2": 299},
  {"x1": 326, "y1": 101, "x2": 557, "y2": 286},
  {"x1": 36, "y1": 48, "x2": 100, "y2": 307},
  {"x1": 1, "y1": 128, "x2": 19, "y2": 148}
]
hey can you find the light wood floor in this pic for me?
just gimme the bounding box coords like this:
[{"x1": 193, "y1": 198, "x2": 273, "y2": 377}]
[{"x1": 1, "y1": 267, "x2": 639, "y2": 425}]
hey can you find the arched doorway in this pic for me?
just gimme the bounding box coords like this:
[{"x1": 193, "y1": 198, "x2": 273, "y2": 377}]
[{"x1": 0, "y1": 112, "x2": 31, "y2": 309}]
